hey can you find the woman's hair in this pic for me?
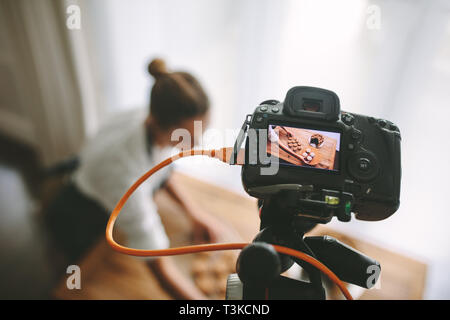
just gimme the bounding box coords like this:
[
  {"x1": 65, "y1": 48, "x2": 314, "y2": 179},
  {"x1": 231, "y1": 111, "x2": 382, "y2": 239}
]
[{"x1": 148, "y1": 58, "x2": 209, "y2": 128}]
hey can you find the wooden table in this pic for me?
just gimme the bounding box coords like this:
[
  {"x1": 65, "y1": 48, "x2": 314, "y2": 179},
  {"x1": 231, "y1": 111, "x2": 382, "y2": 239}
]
[{"x1": 53, "y1": 172, "x2": 426, "y2": 300}]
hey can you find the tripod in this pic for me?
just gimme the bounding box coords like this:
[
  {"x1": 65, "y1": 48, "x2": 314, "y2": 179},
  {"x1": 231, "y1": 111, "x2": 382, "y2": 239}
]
[{"x1": 226, "y1": 185, "x2": 381, "y2": 300}]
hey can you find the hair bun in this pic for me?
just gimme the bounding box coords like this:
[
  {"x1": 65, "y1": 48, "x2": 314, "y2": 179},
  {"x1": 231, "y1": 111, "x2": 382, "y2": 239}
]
[{"x1": 148, "y1": 58, "x2": 168, "y2": 78}]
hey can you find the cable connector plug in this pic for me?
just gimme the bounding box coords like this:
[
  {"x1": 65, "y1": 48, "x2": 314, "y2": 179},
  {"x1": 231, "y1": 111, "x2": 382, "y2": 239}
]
[{"x1": 205, "y1": 147, "x2": 245, "y2": 165}]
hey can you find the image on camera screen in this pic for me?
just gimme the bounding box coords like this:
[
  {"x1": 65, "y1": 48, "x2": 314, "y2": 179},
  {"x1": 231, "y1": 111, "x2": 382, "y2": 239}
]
[{"x1": 267, "y1": 124, "x2": 341, "y2": 171}]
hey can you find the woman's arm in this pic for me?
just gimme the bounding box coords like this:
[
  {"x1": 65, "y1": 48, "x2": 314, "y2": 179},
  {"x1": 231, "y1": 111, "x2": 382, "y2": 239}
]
[
  {"x1": 150, "y1": 257, "x2": 207, "y2": 300},
  {"x1": 164, "y1": 174, "x2": 224, "y2": 243},
  {"x1": 164, "y1": 174, "x2": 204, "y2": 221}
]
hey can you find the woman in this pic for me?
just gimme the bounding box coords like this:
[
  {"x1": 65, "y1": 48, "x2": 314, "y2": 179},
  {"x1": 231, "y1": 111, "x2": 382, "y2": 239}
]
[{"x1": 45, "y1": 58, "x2": 222, "y2": 299}]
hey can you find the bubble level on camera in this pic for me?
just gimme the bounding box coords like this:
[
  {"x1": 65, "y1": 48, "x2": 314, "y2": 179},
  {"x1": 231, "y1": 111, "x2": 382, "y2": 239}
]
[{"x1": 325, "y1": 195, "x2": 340, "y2": 205}]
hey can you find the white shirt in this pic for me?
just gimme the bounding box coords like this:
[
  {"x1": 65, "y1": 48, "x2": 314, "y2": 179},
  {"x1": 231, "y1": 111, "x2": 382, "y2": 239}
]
[{"x1": 73, "y1": 109, "x2": 173, "y2": 251}]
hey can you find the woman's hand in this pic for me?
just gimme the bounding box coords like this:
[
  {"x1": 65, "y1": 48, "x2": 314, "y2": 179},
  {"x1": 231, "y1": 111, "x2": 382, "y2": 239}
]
[
  {"x1": 164, "y1": 175, "x2": 228, "y2": 243},
  {"x1": 190, "y1": 211, "x2": 225, "y2": 244}
]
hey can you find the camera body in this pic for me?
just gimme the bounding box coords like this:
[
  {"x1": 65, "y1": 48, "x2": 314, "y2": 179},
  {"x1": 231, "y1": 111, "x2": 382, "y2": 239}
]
[{"x1": 240, "y1": 86, "x2": 401, "y2": 222}]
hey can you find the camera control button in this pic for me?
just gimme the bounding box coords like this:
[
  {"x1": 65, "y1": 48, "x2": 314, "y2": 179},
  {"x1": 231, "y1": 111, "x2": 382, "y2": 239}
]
[
  {"x1": 351, "y1": 129, "x2": 362, "y2": 140},
  {"x1": 358, "y1": 158, "x2": 371, "y2": 172},
  {"x1": 259, "y1": 106, "x2": 268, "y2": 112},
  {"x1": 342, "y1": 113, "x2": 355, "y2": 125},
  {"x1": 389, "y1": 124, "x2": 399, "y2": 132},
  {"x1": 348, "y1": 152, "x2": 379, "y2": 182},
  {"x1": 271, "y1": 107, "x2": 280, "y2": 113},
  {"x1": 348, "y1": 143, "x2": 355, "y2": 150},
  {"x1": 377, "y1": 119, "x2": 387, "y2": 127}
]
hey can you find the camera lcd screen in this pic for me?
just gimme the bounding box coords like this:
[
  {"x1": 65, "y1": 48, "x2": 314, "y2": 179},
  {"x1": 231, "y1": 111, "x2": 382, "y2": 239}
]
[{"x1": 267, "y1": 124, "x2": 341, "y2": 172}]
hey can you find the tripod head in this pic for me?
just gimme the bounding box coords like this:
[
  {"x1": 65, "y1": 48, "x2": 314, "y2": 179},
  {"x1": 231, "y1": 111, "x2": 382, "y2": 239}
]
[
  {"x1": 226, "y1": 184, "x2": 381, "y2": 300},
  {"x1": 248, "y1": 183, "x2": 354, "y2": 226}
]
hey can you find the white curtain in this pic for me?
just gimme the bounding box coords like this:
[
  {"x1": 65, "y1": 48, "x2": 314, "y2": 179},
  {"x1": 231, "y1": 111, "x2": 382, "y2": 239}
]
[{"x1": 79, "y1": 0, "x2": 450, "y2": 298}]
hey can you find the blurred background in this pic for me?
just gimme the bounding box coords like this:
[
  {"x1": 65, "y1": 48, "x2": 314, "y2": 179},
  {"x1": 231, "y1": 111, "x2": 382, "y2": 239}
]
[{"x1": 0, "y1": 0, "x2": 449, "y2": 299}]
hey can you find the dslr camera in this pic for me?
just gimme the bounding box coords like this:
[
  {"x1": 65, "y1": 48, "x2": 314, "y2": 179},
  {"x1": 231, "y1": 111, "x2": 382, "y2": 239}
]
[
  {"x1": 234, "y1": 86, "x2": 401, "y2": 223},
  {"x1": 227, "y1": 86, "x2": 401, "y2": 299}
]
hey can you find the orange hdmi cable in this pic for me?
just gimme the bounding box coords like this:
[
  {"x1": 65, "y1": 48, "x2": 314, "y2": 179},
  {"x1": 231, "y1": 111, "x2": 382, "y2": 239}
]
[{"x1": 105, "y1": 147, "x2": 353, "y2": 300}]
